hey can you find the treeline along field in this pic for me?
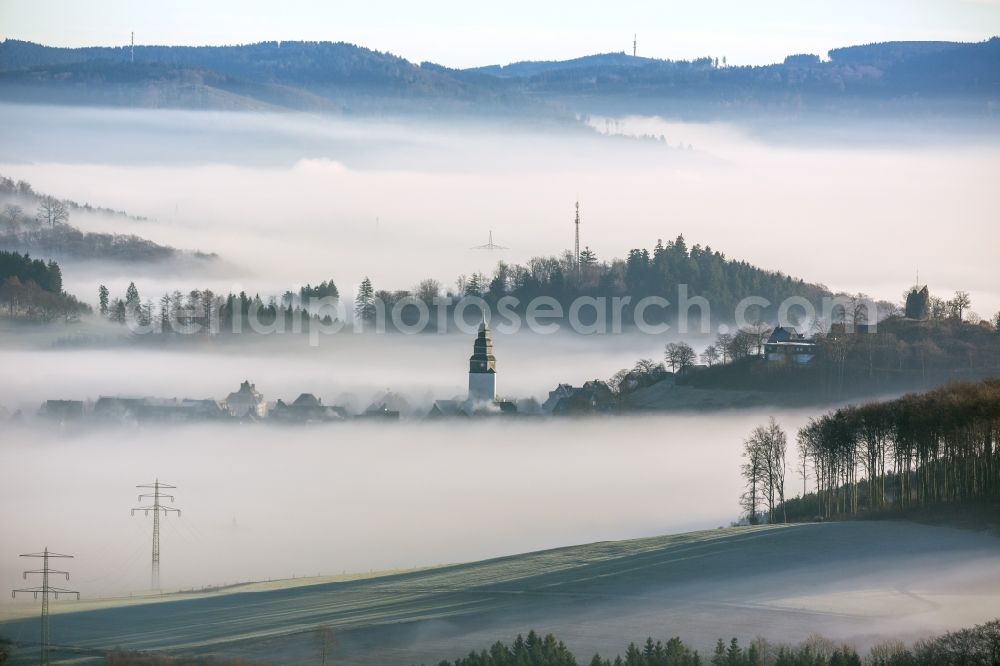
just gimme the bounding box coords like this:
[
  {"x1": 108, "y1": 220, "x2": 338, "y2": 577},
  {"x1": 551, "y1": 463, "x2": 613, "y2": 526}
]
[{"x1": 783, "y1": 380, "x2": 1000, "y2": 520}]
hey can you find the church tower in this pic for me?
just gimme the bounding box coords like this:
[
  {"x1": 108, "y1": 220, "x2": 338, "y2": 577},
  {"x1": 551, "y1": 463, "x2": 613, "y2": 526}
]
[{"x1": 468, "y1": 317, "x2": 497, "y2": 403}]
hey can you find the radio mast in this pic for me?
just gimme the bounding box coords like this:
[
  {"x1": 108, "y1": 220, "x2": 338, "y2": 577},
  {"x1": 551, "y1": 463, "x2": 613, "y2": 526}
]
[{"x1": 574, "y1": 201, "x2": 581, "y2": 274}]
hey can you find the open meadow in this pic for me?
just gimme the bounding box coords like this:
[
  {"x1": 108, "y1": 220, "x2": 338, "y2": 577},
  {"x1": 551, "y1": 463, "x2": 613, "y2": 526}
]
[{"x1": 1, "y1": 521, "x2": 998, "y2": 664}]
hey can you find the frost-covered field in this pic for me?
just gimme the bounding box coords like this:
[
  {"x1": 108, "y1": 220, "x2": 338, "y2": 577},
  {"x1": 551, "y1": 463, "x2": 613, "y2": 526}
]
[{"x1": 1, "y1": 521, "x2": 997, "y2": 664}]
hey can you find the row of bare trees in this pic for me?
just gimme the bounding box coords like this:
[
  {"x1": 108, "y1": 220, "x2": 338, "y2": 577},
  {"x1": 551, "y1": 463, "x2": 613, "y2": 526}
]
[
  {"x1": 797, "y1": 380, "x2": 1000, "y2": 519},
  {"x1": 741, "y1": 418, "x2": 788, "y2": 524},
  {"x1": 1, "y1": 197, "x2": 69, "y2": 234}
]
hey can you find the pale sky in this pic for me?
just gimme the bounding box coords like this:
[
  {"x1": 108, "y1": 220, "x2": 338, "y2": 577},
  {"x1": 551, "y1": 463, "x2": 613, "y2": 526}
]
[{"x1": 1, "y1": 0, "x2": 999, "y2": 68}]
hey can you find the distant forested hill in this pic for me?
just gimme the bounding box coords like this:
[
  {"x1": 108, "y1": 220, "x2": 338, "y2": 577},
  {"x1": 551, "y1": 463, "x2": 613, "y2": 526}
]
[
  {"x1": 359, "y1": 233, "x2": 834, "y2": 331},
  {"x1": 512, "y1": 39, "x2": 1000, "y2": 118},
  {"x1": 468, "y1": 52, "x2": 663, "y2": 78},
  {"x1": 0, "y1": 60, "x2": 343, "y2": 112},
  {"x1": 0, "y1": 37, "x2": 996, "y2": 117},
  {"x1": 827, "y1": 40, "x2": 965, "y2": 66},
  {"x1": 0, "y1": 40, "x2": 529, "y2": 113}
]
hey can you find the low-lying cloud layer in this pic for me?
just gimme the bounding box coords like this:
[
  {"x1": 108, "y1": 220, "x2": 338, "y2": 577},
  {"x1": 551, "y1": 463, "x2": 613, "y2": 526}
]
[
  {"x1": 1, "y1": 103, "x2": 997, "y2": 316},
  {"x1": 0, "y1": 413, "x2": 816, "y2": 597}
]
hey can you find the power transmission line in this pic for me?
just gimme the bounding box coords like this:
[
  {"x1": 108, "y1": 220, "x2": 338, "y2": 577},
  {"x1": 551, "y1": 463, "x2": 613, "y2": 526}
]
[
  {"x1": 11, "y1": 548, "x2": 79, "y2": 666},
  {"x1": 132, "y1": 479, "x2": 181, "y2": 590}
]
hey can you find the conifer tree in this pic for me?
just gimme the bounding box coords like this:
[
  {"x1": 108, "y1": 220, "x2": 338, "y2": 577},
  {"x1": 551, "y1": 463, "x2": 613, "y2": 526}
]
[
  {"x1": 355, "y1": 276, "x2": 376, "y2": 323},
  {"x1": 46, "y1": 260, "x2": 62, "y2": 293},
  {"x1": 98, "y1": 284, "x2": 109, "y2": 316},
  {"x1": 125, "y1": 281, "x2": 140, "y2": 308}
]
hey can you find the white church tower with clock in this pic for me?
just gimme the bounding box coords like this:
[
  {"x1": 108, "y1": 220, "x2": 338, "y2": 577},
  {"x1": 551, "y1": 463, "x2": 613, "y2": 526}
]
[{"x1": 468, "y1": 316, "x2": 497, "y2": 403}]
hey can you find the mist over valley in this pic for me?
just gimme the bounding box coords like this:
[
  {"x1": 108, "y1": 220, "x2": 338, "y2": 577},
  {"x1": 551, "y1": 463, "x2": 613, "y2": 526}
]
[{"x1": 1, "y1": 10, "x2": 999, "y2": 664}]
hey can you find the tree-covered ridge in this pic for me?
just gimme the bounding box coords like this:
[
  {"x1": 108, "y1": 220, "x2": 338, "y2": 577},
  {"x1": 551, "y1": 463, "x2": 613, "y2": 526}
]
[
  {"x1": 678, "y1": 293, "x2": 1000, "y2": 396},
  {"x1": 791, "y1": 379, "x2": 1000, "y2": 520},
  {"x1": 426, "y1": 621, "x2": 1000, "y2": 665},
  {"x1": 619, "y1": 236, "x2": 829, "y2": 315},
  {"x1": 733, "y1": 378, "x2": 999, "y2": 525},
  {"x1": 0, "y1": 174, "x2": 146, "y2": 222},
  {"x1": 600, "y1": 292, "x2": 1000, "y2": 408},
  {"x1": 97, "y1": 281, "x2": 339, "y2": 332},
  {"x1": 358, "y1": 234, "x2": 831, "y2": 328},
  {"x1": 0, "y1": 40, "x2": 529, "y2": 112},
  {"x1": 468, "y1": 53, "x2": 664, "y2": 78},
  {"x1": 827, "y1": 41, "x2": 965, "y2": 66},
  {"x1": 0, "y1": 250, "x2": 90, "y2": 319},
  {"x1": 98, "y1": 233, "x2": 830, "y2": 336},
  {"x1": 0, "y1": 40, "x2": 456, "y2": 90},
  {"x1": 521, "y1": 38, "x2": 1000, "y2": 96},
  {"x1": 0, "y1": 175, "x2": 215, "y2": 263},
  {"x1": 1, "y1": 37, "x2": 996, "y2": 115}
]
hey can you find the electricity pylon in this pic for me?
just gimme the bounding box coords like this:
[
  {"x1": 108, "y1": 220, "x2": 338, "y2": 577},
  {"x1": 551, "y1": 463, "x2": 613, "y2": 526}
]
[
  {"x1": 132, "y1": 479, "x2": 180, "y2": 590},
  {"x1": 471, "y1": 231, "x2": 508, "y2": 251},
  {"x1": 12, "y1": 548, "x2": 79, "y2": 666}
]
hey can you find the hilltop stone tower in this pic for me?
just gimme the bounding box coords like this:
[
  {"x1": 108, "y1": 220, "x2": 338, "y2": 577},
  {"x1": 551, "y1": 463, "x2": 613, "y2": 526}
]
[
  {"x1": 468, "y1": 317, "x2": 497, "y2": 403},
  {"x1": 905, "y1": 285, "x2": 930, "y2": 320}
]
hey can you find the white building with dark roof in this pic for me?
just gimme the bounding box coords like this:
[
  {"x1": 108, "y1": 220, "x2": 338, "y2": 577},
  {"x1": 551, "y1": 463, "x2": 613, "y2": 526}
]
[
  {"x1": 224, "y1": 380, "x2": 267, "y2": 418},
  {"x1": 764, "y1": 327, "x2": 816, "y2": 364}
]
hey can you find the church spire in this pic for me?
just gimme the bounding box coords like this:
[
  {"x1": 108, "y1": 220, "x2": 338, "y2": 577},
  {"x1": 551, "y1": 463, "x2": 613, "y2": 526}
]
[
  {"x1": 469, "y1": 316, "x2": 496, "y2": 374},
  {"x1": 468, "y1": 314, "x2": 497, "y2": 402}
]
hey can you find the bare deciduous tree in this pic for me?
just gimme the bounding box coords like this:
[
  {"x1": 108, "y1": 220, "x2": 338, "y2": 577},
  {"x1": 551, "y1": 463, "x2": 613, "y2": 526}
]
[
  {"x1": 929, "y1": 296, "x2": 948, "y2": 321},
  {"x1": 746, "y1": 321, "x2": 772, "y2": 356},
  {"x1": 715, "y1": 332, "x2": 733, "y2": 363},
  {"x1": 848, "y1": 292, "x2": 874, "y2": 325},
  {"x1": 36, "y1": 196, "x2": 68, "y2": 228},
  {"x1": 741, "y1": 418, "x2": 787, "y2": 524},
  {"x1": 1, "y1": 204, "x2": 23, "y2": 233},
  {"x1": 415, "y1": 278, "x2": 441, "y2": 303},
  {"x1": 949, "y1": 291, "x2": 971, "y2": 320},
  {"x1": 701, "y1": 345, "x2": 720, "y2": 367},
  {"x1": 665, "y1": 342, "x2": 696, "y2": 372}
]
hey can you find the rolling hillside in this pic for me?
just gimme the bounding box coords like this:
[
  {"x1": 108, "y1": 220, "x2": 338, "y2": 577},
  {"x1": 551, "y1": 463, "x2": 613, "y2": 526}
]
[
  {"x1": 0, "y1": 40, "x2": 528, "y2": 113},
  {"x1": 0, "y1": 37, "x2": 997, "y2": 117},
  {"x1": 1, "y1": 521, "x2": 997, "y2": 664},
  {"x1": 468, "y1": 52, "x2": 663, "y2": 78}
]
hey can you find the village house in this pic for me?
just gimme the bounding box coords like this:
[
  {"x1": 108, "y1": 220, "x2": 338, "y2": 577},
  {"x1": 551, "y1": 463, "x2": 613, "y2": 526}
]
[
  {"x1": 270, "y1": 393, "x2": 346, "y2": 423},
  {"x1": 542, "y1": 381, "x2": 615, "y2": 415},
  {"x1": 357, "y1": 403, "x2": 400, "y2": 421},
  {"x1": 427, "y1": 399, "x2": 471, "y2": 419},
  {"x1": 224, "y1": 380, "x2": 267, "y2": 418},
  {"x1": 39, "y1": 399, "x2": 85, "y2": 422},
  {"x1": 763, "y1": 327, "x2": 817, "y2": 364},
  {"x1": 91, "y1": 396, "x2": 227, "y2": 421}
]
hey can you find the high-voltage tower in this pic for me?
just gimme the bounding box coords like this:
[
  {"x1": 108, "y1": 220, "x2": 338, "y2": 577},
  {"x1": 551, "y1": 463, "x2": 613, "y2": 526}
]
[
  {"x1": 11, "y1": 548, "x2": 79, "y2": 666},
  {"x1": 471, "y1": 230, "x2": 508, "y2": 251},
  {"x1": 132, "y1": 479, "x2": 181, "y2": 590}
]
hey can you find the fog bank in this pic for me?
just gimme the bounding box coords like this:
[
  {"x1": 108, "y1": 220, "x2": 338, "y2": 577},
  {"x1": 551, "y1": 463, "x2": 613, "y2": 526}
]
[
  {"x1": 0, "y1": 412, "x2": 814, "y2": 598},
  {"x1": 1, "y1": 103, "x2": 997, "y2": 316}
]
